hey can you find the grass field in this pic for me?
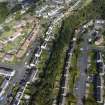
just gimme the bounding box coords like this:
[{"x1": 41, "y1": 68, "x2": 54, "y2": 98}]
[
  {"x1": 0, "y1": 3, "x2": 9, "y2": 23},
  {"x1": 0, "y1": 76, "x2": 4, "y2": 86}
]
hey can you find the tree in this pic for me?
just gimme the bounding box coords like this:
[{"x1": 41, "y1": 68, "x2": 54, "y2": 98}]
[
  {"x1": 67, "y1": 93, "x2": 76, "y2": 105},
  {"x1": 4, "y1": 26, "x2": 10, "y2": 31},
  {"x1": 0, "y1": 3, "x2": 9, "y2": 23},
  {"x1": 15, "y1": 11, "x2": 21, "y2": 20},
  {"x1": 85, "y1": 97, "x2": 97, "y2": 105}
]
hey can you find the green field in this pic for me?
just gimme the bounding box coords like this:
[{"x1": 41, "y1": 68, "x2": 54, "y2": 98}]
[{"x1": 0, "y1": 76, "x2": 4, "y2": 86}]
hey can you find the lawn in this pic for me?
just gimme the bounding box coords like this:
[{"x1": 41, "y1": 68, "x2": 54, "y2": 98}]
[
  {"x1": 0, "y1": 76, "x2": 4, "y2": 86},
  {"x1": 82, "y1": 0, "x2": 92, "y2": 7},
  {"x1": 4, "y1": 35, "x2": 25, "y2": 52},
  {"x1": 0, "y1": 29, "x2": 14, "y2": 40},
  {"x1": 37, "y1": 50, "x2": 49, "y2": 71}
]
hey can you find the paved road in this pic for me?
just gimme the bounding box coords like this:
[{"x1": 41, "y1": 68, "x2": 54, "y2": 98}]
[{"x1": 75, "y1": 32, "x2": 89, "y2": 105}]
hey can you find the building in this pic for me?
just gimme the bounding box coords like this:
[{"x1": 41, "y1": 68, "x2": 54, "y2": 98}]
[
  {"x1": 93, "y1": 75, "x2": 104, "y2": 103},
  {"x1": 46, "y1": 0, "x2": 70, "y2": 7}
]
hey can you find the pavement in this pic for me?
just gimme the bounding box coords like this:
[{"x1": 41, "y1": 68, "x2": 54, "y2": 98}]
[{"x1": 75, "y1": 31, "x2": 89, "y2": 105}]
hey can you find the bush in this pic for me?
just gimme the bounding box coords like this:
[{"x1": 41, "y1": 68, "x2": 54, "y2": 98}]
[{"x1": 0, "y1": 3, "x2": 9, "y2": 23}]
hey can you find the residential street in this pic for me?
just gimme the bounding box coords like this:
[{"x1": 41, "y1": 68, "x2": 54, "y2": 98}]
[{"x1": 75, "y1": 32, "x2": 89, "y2": 105}]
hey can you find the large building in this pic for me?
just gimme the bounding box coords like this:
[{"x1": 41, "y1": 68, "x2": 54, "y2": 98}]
[{"x1": 46, "y1": 0, "x2": 71, "y2": 7}]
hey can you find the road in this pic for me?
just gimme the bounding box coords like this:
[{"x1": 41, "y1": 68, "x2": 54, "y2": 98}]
[{"x1": 75, "y1": 32, "x2": 89, "y2": 105}]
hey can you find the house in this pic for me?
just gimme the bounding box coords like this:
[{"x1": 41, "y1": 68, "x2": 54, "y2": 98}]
[
  {"x1": 95, "y1": 36, "x2": 104, "y2": 46},
  {"x1": 24, "y1": 94, "x2": 30, "y2": 100},
  {"x1": 0, "y1": 44, "x2": 4, "y2": 51},
  {"x1": 94, "y1": 20, "x2": 105, "y2": 30},
  {"x1": 0, "y1": 26, "x2": 3, "y2": 32},
  {"x1": 14, "y1": 20, "x2": 26, "y2": 29},
  {"x1": 95, "y1": 20, "x2": 105, "y2": 24},
  {"x1": 93, "y1": 75, "x2": 103, "y2": 103},
  {"x1": 0, "y1": 52, "x2": 5, "y2": 58},
  {"x1": 3, "y1": 53, "x2": 14, "y2": 62}
]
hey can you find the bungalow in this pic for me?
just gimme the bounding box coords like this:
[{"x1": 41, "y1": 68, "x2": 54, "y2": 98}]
[
  {"x1": 94, "y1": 20, "x2": 105, "y2": 30},
  {"x1": 3, "y1": 53, "x2": 14, "y2": 62},
  {"x1": 95, "y1": 36, "x2": 104, "y2": 46},
  {"x1": 0, "y1": 52, "x2": 4, "y2": 59},
  {"x1": 0, "y1": 26, "x2": 3, "y2": 32},
  {"x1": 93, "y1": 75, "x2": 104, "y2": 103},
  {"x1": 14, "y1": 20, "x2": 26, "y2": 29},
  {"x1": 0, "y1": 44, "x2": 4, "y2": 51}
]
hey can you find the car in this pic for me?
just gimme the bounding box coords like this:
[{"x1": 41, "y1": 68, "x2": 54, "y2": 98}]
[
  {"x1": 73, "y1": 37, "x2": 77, "y2": 41},
  {"x1": 85, "y1": 69, "x2": 87, "y2": 73},
  {"x1": 0, "y1": 96, "x2": 4, "y2": 101},
  {"x1": 68, "y1": 52, "x2": 72, "y2": 56},
  {"x1": 16, "y1": 92, "x2": 22, "y2": 100},
  {"x1": 25, "y1": 71, "x2": 30, "y2": 74},
  {"x1": 19, "y1": 87, "x2": 24, "y2": 92},
  {"x1": 88, "y1": 38, "x2": 92, "y2": 43},
  {"x1": 26, "y1": 52, "x2": 29, "y2": 56},
  {"x1": 30, "y1": 63, "x2": 35, "y2": 67},
  {"x1": 25, "y1": 69, "x2": 30, "y2": 72},
  {"x1": 13, "y1": 100, "x2": 18, "y2": 105},
  {"x1": 75, "y1": 87, "x2": 78, "y2": 90},
  {"x1": 19, "y1": 79, "x2": 26, "y2": 85},
  {"x1": 80, "y1": 48, "x2": 84, "y2": 51},
  {"x1": 25, "y1": 62, "x2": 27, "y2": 65},
  {"x1": 7, "y1": 93, "x2": 13, "y2": 97},
  {"x1": 23, "y1": 75, "x2": 27, "y2": 79},
  {"x1": 5, "y1": 76, "x2": 10, "y2": 80}
]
